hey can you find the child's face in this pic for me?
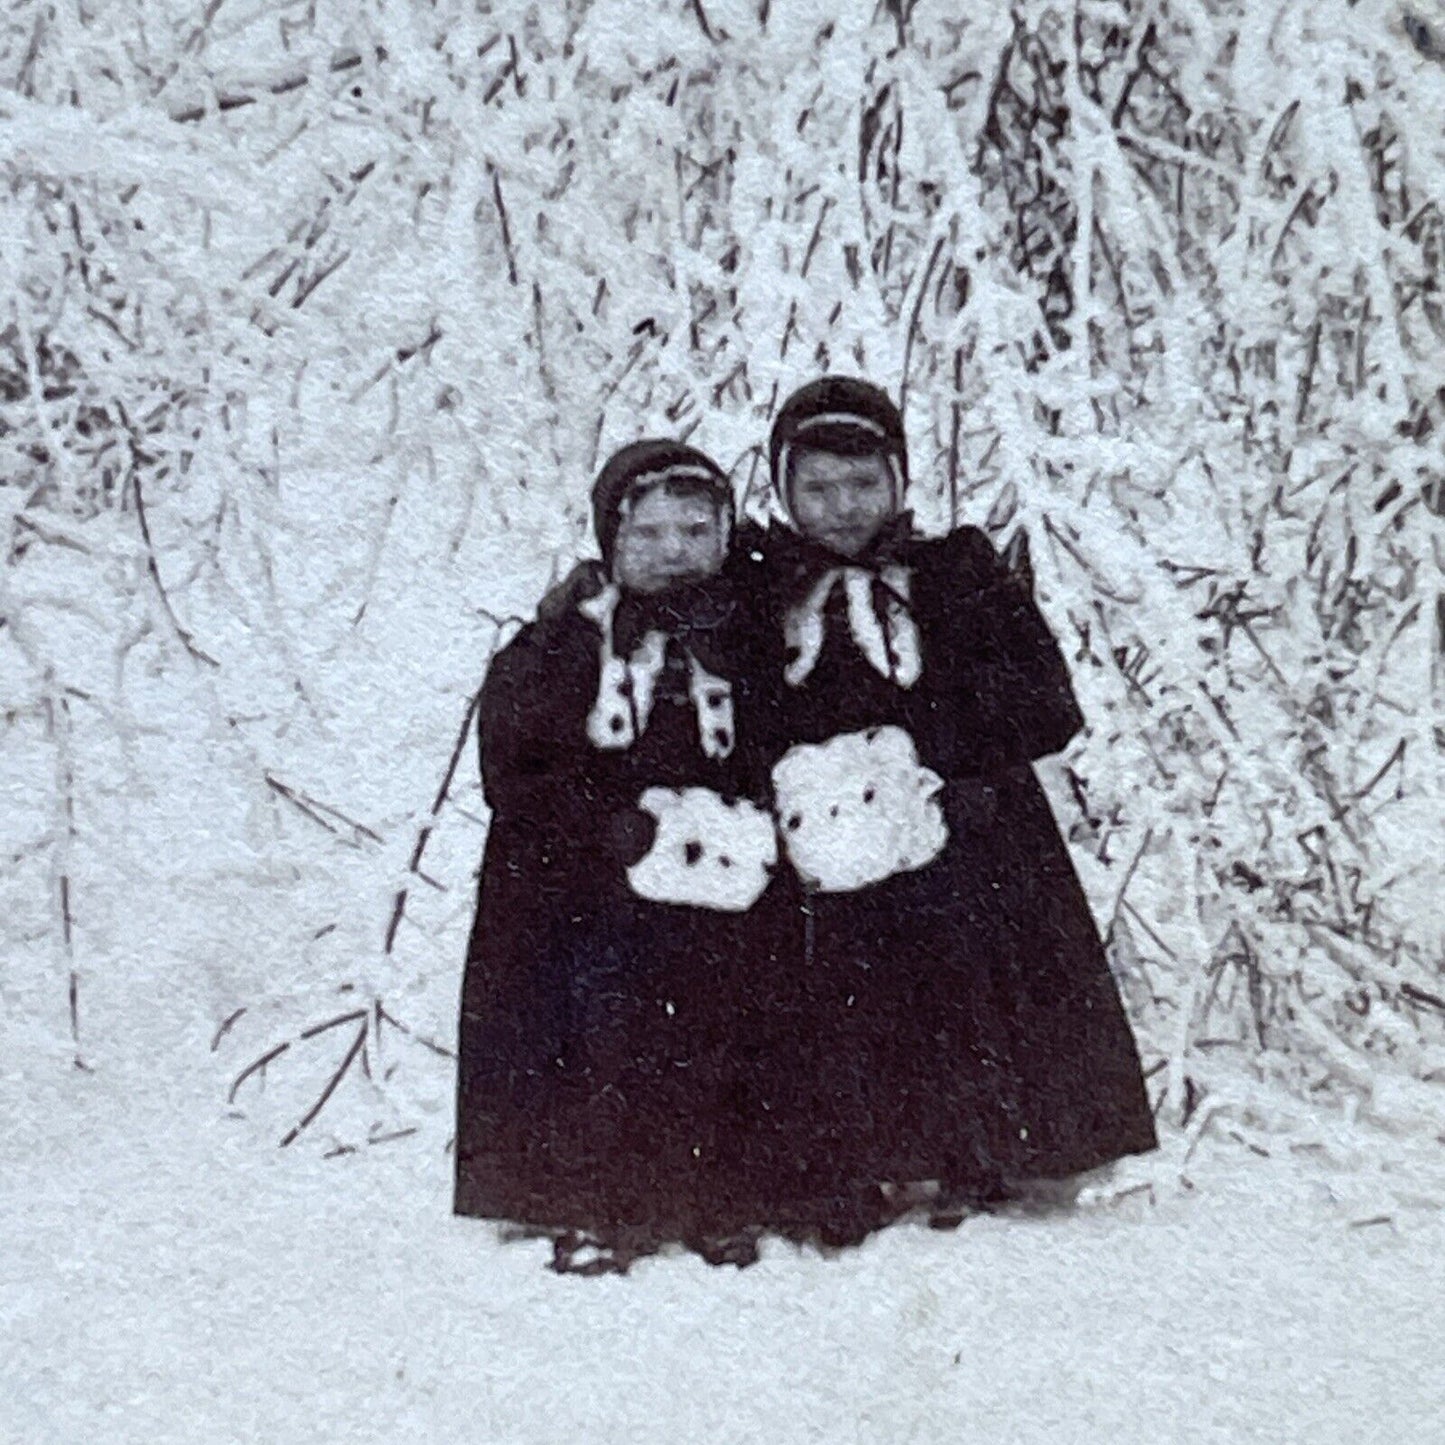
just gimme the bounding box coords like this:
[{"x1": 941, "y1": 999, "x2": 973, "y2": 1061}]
[
  {"x1": 612, "y1": 485, "x2": 728, "y2": 594},
  {"x1": 788, "y1": 449, "x2": 896, "y2": 558}
]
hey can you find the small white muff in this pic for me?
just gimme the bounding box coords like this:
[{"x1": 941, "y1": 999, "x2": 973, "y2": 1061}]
[
  {"x1": 626, "y1": 787, "x2": 778, "y2": 912},
  {"x1": 772, "y1": 725, "x2": 948, "y2": 894}
]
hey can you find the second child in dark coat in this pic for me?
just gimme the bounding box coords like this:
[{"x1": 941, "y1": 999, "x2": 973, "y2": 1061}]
[{"x1": 726, "y1": 377, "x2": 1159, "y2": 1240}]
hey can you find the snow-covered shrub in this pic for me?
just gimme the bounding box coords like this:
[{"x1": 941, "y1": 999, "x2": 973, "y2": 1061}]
[{"x1": 1, "y1": 0, "x2": 1441, "y2": 1164}]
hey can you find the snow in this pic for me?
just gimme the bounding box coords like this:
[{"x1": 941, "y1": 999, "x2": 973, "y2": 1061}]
[{"x1": 7, "y1": 1073, "x2": 1445, "y2": 1445}]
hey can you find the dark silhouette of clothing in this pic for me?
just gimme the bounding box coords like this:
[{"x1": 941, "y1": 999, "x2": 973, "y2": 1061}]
[
  {"x1": 453, "y1": 576, "x2": 784, "y2": 1249},
  {"x1": 715, "y1": 521, "x2": 1158, "y2": 1225}
]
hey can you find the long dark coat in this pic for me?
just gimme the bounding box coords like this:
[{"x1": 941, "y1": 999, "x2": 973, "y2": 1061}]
[
  {"x1": 453, "y1": 587, "x2": 782, "y2": 1244},
  {"x1": 725, "y1": 521, "x2": 1158, "y2": 1221}
]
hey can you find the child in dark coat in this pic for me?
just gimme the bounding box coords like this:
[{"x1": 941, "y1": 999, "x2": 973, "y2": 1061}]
[
  {"x1": 726, "y1": 376, "x2": 1158, "y2": 1241},
  {"x1": 454, "y1": 441, "x2": 783, "y2": 1273}
]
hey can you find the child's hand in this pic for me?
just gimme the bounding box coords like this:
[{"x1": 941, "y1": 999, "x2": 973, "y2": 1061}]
[{"x1": 537, "y1": 559, "x2": 607, "y2": 622}]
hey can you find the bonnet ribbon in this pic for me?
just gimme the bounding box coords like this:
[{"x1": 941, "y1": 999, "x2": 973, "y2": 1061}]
[
  {"x1": 784, "y1": 562, "x2": 922, "y2": 689},
  {"x1": 579, "y1": 584, "x2": 736, "y2": 759}
]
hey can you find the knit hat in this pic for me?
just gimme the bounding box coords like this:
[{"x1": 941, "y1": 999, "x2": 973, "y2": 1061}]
[
  {"x1": 768, "y1": 377, "x2": 909, "y2": 513},
  {"x1": 591, "y1": 439, "x2": 734, "y2": 569}
]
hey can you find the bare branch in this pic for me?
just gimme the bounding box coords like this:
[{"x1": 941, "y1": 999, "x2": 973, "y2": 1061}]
[
  {"x1": 489, "y1": 163, "x2": 519, "y2": 286},
  {"x1": 167, "y1": 47, "x2": 387, "y2": 123},
  {"x1": 263, "y1": 774, "x2": 383, "y2": 848},
  {"x1": 123, "y1": 444, "x2": 219, "y2": 668},
  {"x1": 383, "y1": 680, "x2": 489, "y2": 956},
  {"x1": 279, "y1": 1019, "x2": 368, "y2": 1147}
]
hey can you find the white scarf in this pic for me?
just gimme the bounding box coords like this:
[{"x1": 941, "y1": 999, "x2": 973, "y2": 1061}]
[
  {"x1": 783, "y1": 563, "x2": 922, "y2": 689},
  {"x1": 578, "y1": 584, "x2": 736, "y2": 760}
]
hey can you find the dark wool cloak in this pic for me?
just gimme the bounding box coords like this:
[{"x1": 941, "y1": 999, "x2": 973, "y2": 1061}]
[
  {"x1": 721, "y1": 521, "x2": 1158, "y2": 1225},
  {"x1": 453, "y1": 583, "x2": 784, "y2": 1245}
]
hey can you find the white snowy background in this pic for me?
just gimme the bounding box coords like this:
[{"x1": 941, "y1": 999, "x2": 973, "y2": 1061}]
[{"x1": 3, "y1": 2, "x2": 1445, "y2": 1440}]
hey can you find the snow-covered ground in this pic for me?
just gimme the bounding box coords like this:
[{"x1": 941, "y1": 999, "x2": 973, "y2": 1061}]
[{"x1": 7, "y1": 1061, "x2": 1445, "y2": 1445}]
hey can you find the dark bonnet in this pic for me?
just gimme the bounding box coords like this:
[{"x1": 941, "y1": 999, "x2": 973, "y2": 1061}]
[
  {"x1": 768, "y1": 377, "x2": 909, "y2": 506},
  {"x1": 591, "y1": 439, "x2": 733, "y2": 568}
]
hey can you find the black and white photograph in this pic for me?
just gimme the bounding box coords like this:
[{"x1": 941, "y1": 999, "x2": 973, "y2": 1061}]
[{"x1": 4, "y1": 2, "x2": 1445, "y2": 1440}]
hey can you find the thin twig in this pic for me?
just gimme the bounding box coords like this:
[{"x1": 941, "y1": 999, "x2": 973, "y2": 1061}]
[
  {"x1": 1042, "y1": 514, "x2": 1143, "y2": 604},
  {"x1": 367, "y1": 1127, "x2": 418, "y2": 1146},
  {"x1": 1294, "y1": 317, "x2": 1322, "y2": 426},
  {"x1": 489, "y1": 163, "x2": 519, "y2": 285},
  {"x1": 384, "y1": 682, "x2": 487, "y2": 955},
  {"x1": 228, "y1": 1040, "x2": 290, "y2": 1103},
  {"x1": 688, "y1": 0, "x2": 720, "y2": 41},
  {"x1": 292, "y1": 249, "x2": 352, "y2": 308},
  {"x1": 263, "y1": 773, "x2": 383, "y2": 847},
  {"x1": 48, "y1": 693, "x2": 86, "y2": 1071},
  {"x1": 299, "y1": 1007, "x2": 369, "y2": 1042},
  {"x1": 211, "y1": 1006, "x2": 247, "y2": 1052},
  {"x1": 1401, "y1": 983, "x2": 1445, "y2": 1015},
  {"x1": 168, "y1": 47, "x2": 384, "y2": 123},
  {"x1": 800, "y1": 197, "x2": 833, "y2": 278},
  {"x1": 1351, "y1": 738, "x2": 1405, "y2": 803},
  {"x1": 898, "y1": 234, "x2": 947, "y2": 416},
  {"x1": 124, "y1": 447, "x2": 219, "y2": 668},
  {"x1": 376, "y1": 1002, "x2": 456, "y2": 1060},
  {"x1": 1109, "y1": 826, "x2": 1155, "y2": 932},
  {"x1": 279, "y1": 1019, "x2": 369, "y2": 1147}
]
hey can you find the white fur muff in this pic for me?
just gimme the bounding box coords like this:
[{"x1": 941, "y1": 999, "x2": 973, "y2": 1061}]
[
  {"x1": 626, "y1": 787, "x2": 779, "y2": 912},
  {"x1": 771, "y1": 725, "x2": 948, "y2": 894}
]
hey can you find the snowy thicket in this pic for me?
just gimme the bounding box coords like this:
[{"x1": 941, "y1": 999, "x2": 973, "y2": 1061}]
[{"x1": 2, "y1": 1, "x2": 1443, "y2": 1173}]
